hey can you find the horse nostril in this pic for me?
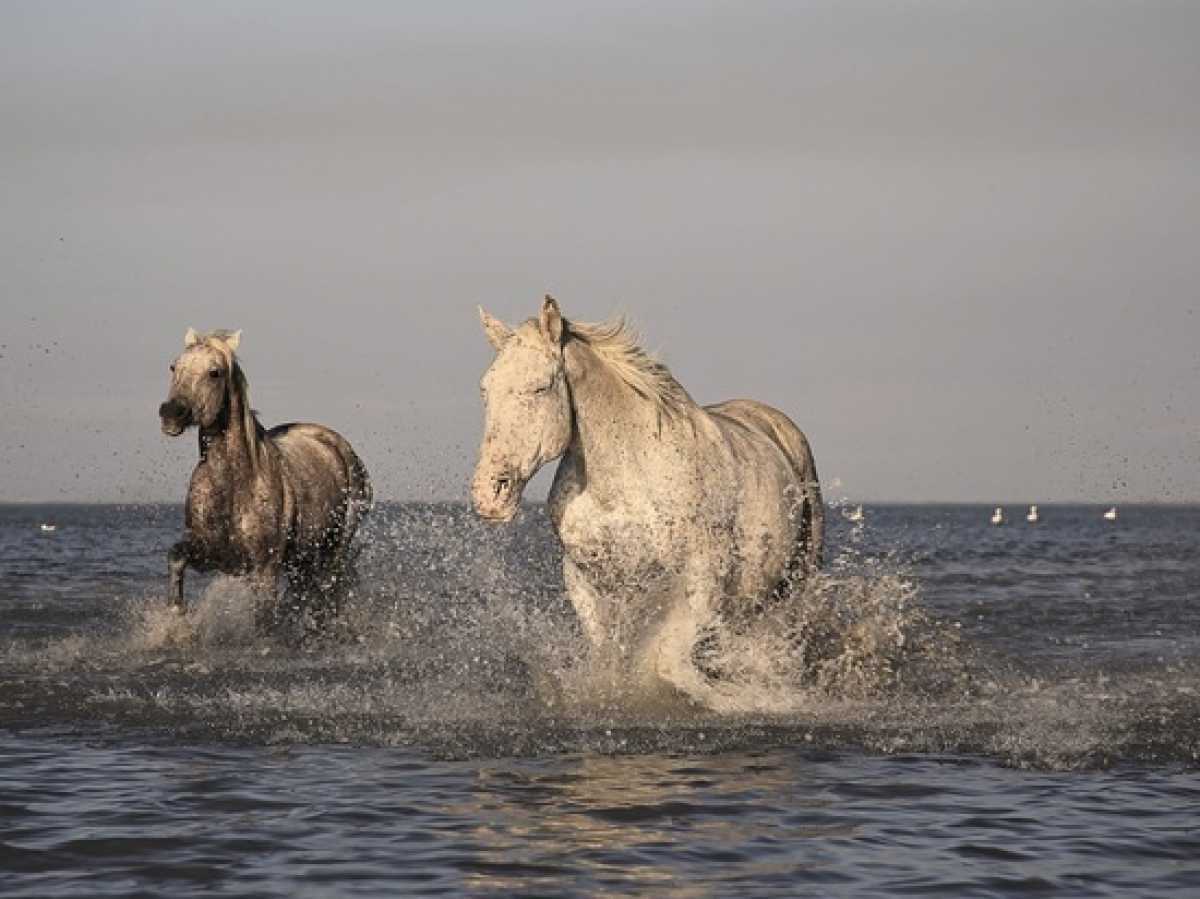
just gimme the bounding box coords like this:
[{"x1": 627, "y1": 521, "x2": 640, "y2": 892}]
[
  {"x1": 494, "y1": 476, "x2": 511, "y2": 498},
  {"x1": 159, "y1": 399, "x2": 188, "y2": 422}
]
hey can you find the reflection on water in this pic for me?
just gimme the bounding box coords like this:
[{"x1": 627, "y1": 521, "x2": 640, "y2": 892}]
[
  {"x1": 7, "y1": 732, "x2": 1198, "y2": 898},
  {"x1": 457, "y1": 753, "x2": 859, "y2": 897}
]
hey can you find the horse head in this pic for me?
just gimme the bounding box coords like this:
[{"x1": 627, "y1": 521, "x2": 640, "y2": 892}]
[
  {"x1": 159, "y1": 328, "x2": 242, "y2": 436},
  {"x1": 472, "y1": 296, "x2": 573, "y2": 522}
]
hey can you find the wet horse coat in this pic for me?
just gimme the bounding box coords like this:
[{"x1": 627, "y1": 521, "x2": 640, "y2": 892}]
[
  {"x1": 472, "y1": 298, "x2": 822, "y2": 704},
  {"x1": 159, "y1": 329, "x2": 371, "y2": 632}
]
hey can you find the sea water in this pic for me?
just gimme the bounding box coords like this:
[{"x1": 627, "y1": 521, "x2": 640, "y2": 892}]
[{"x1": 1, "y1": 502, "x2": 1198, "y2": 896}]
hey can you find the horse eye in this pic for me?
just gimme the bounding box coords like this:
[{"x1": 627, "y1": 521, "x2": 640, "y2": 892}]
[{"x1": 208, "y1": 368, "x2": 221, "y2": 379}]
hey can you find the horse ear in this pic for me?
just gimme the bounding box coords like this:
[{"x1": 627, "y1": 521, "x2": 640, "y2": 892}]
[
  {"x1": 184, "y1": 327, "x2": 200, "y2": 348},
  {"x1": 539, "y1": 295, "x2": 564, "y2": 347},
  {"x1": 479, "y1": 306, "x2": 513, "y2": 350},
  {"x1": 224, "y1": 330, "x2": 242, "y2": 353}
]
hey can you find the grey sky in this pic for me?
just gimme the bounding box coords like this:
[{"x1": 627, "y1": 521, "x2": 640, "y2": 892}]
[{"x1": 2, "y1": 1, "x2": 1197, "y2": 503}]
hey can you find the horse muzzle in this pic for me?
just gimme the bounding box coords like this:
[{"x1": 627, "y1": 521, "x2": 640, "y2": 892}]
[
  {"x1": 472, "y1": 471, "x2": 522, "y2": 522},
  {"x1": 158, "y1": 399, "x2": 191, "y2": 436}
]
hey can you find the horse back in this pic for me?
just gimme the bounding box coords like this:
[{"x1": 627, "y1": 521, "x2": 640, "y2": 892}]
[
  {"x1": 268, "y1": 423, "x2": 372, "y2": 551},
  {"x1": 704, "y1": 400, "x2": 817, "y2": 481}
]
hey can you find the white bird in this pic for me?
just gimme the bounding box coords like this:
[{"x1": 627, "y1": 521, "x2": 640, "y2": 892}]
[
  {"x1": 1026, "y1": 505, "x2": 1039, "y2": 524},
  {"x1": 1103, "y1": 506, "x2": 1118, "y2": 521},
  {"x1": 991, "y1": 507, "x2": 1005, "y2": 525},
  {"x1": 39, "y1": 523, "x2": 57, "y2": 533}
]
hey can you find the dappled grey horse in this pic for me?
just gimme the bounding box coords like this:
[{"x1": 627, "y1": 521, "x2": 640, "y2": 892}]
[
  {"x1": 158, "y1": 329, "x2": 371, "y2": 634},
  {"x1": 472, "y1": 297, "x2": 823, "y2": 705}
]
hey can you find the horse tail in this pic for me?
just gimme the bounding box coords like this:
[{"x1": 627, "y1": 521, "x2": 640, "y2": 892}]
[
  {"x1": 344, "y1": 443, "x2": 373, "y2": 544},
  {"x1": 332, "y1": 436, "x2": 372, "y2": 563},
  {"x1": 798, "y1": 444, "x2": 824, "y2": 571},
  {"x1": 325, "y1": 433, "x2": 372, "y2": 620},
  {"x1": 772, "y1": 419, "x2": 824, "y2": 572}
]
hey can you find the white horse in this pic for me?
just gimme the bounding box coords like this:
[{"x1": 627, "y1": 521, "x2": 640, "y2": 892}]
[{"x1": 472, "y1": 296, "x2": 823, "y2": 704}]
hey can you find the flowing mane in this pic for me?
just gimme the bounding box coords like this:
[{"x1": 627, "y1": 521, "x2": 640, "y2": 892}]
[
  {"x1": 203, "y1": 331, "x2": 266, "y2": 473},
  {"x1": 566, "y1": 317, "x2": 694, "y2": 418}
]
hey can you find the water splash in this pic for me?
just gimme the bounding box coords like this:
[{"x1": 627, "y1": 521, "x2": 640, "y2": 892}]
[
  {"x1": 130, "y1": 577, "x2": 260, "y2": 651},
  {"x1": 2, "y1": 503, "x2": 1198, "y2": 770}
]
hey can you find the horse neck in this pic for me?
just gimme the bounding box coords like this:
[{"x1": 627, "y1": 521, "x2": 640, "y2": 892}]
[
  {"x1": 563, "y1": 340, "x2": 692, "y2": 493},
  {"x1": 199, "y1": 379, "x2": 260, "y2": 478}
]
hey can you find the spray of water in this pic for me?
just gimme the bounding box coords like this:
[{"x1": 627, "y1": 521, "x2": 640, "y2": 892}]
[{"x1": 3, "y1": 504, "x2": 1197, "y2": 769}]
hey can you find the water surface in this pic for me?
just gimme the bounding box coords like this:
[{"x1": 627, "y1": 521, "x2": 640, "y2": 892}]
[{"x1": 2, "y1": 503, "x2": 1198, "y2": 895}]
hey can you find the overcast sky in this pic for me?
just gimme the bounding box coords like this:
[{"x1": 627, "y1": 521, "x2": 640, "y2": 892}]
[{"x1": 1, "y1": 1, "x2": 1197, "y2": 503}]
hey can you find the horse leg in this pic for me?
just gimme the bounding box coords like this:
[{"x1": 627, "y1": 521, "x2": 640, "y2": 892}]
[
  {"x1": 314, "y1": 523, "x2": 360, "y2": 636},
  {"x1": 251, "y1": 566, "x2": 283, "y2": 636},
  {"x1": 280, "y1": 562, "x2": 340, "y2": 641},
  {"x1": 645, "y1": 576, "x2": 722, "y2": 705},
  {"x1": 167, "y1": 541, "x2": 191, "y2": 613},
  {"x1": 295, "y1": 562, "x2": 339, "y2": 639},
  {"x1": 563, "y1": 559, "x2": 609, "y2": 650}
]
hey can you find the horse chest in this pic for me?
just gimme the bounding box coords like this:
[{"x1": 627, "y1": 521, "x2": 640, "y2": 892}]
[
  {"x1": 186, "y1": 469, "x2": 284, "y2": 562},
  {"x1": 551, "y1": 490, "x2": 682, "y2": 590}
]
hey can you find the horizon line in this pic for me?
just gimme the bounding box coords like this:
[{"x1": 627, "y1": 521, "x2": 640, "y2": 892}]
[{"x1": 1, "y1": 498, "x2": 1196, "y2": 508}]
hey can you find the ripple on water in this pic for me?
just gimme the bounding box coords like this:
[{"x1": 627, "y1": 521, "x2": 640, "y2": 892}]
[{"x1": 3, "y1": 504, "x2": 1200, "y2": 895}]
